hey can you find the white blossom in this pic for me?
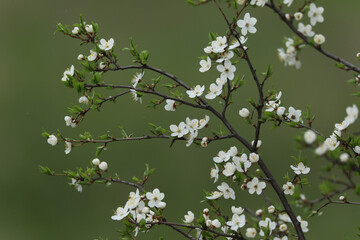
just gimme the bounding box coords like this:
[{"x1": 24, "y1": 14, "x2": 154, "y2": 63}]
[
  {"x1": 298, "y1": 23, "x2": 315, "y2": 37},
  {"x1": 237, "y1": 13, "x2": 257, "y2": 36},
  {"x1": 99, "y1": 161, "x2": 108, "y2": 171},
  {"x1": 223, "y1": 162, "x2": 237, "y2": 177},
  {"x1": 247, "y1": 177, "x2": 266, "y2": 195},
  {"x1": 217, "y1": 60, "x2": 236, "y2": 81},
  {"x1": 99, "y1": 62, "x2": 106, "y2": 69},
  {"x1": 216, "y1": 51, "x2": 234, "y2": 63},
  {"x1": 287, "y1": 106, "x2": 302, "y2": 122},
  {"x1": 297, "y1": 216, "x2": 309, "y2": 232},
  {"x1": 335, "y1": 119, "x2": 351, "y2": 131},
  {"x1": 308, "y1": 3, "x2": 324, "y2": 26},
  {"x1": 199, "y1": 57, "x2": 212, "y2": 72},
  {"x1": 233, "y1": 154, "x2": 252, "y2": 173},
  {"x1": 229, "y1": 36, "x2": 248, "y2": 50},
  {"x1": 277, "y1": 106, "x2": 286, "y2": 117},
  {"x1": 85, "y1": 24, "x2": 94, "y2": 33},
  {"x1": 212, "y1": 219, "x2": 221, "y2": 228},
  {"x1": 268, "y1": 205, "x2": 275, "y2": 214},
  {"x1": 217, "y1": 182, "x2": 235, "y2": 200},
  {"x1": 239, "y1": 108, "x2": 250, "y2": 118},
  {"x1": 131, "y1": 72, "x2": 144, "y2": 88},
  {"x1": 304, "y1": 130, "x2": 317, "y2": 144},
  {"x1": 47, "y1": 135, "x2": 58, "y2": 146},
  {"x1": 170, "y1": 122, "x2": 189, "y2": 138},
  {"x1": 65, "y1": 141, "x2": 72, "y2": 154},
  {"x1": 249, "y1": 152, "x2": 259, "y2": 163},
  {"x1": 345, "y1": 104, "x2": 359, "y2": 124},
  {"x1": 146, "y1": 188, "x2": 165, "y2": 208},
  {"x1": 205, "y1": 83, "x2": 222, "y2": 99},
  {"x1": 324, "y1": 136, "x2": 340, "y2": 151},
  {"x1": 231, "y1": 206, "x2": 244, "y2": 215},
  {"x1": 111, "y1": 207, "x2": 129, "y2": 221},
  {"x1": 314, "y1": 34, "x2": 325, "y2": 45},
  {"x1": 72, "y1": 27, "x2": 79, "y2": 34},
  {"x1": 294, "y1": 12, "x2": 303, "y2": 21},
  {"x1": 226, "y1": 214, "x2": 245, "y2": 231},
  {"x1": 282, "y1": 182, "x2": 295, "y2": 195},
  {"x1": 206, "y1": 191, "x2": 223, "y2": 200},
  {"x1": 61, "y1": 65, "x2": 75, "y2": 81},
  {"x1": 259, "y1": 217, "x2": 276, "y2": 236},
  {"x1": 201, "y1": 137, "x2": 208, "y2": 147},
  {"x1": 87, "y1": 50, "x2": 97, "y2": 61},
  {"x1": 211, "y1": 36, "x2": 228, "y2": 53},
  {"x1": 99, "y1": 38, "x2": 114, "y2": 51},
  {"x1": 283, "y1": 0, "x2": 294, "y2": 7},
  {"x1": 184, "y1": 211, "x2": 195, "y2": 223},
  {"x1": 71, "y1": 178, "x2": 82, "y2": 192},
  {"x1": 246, "y1": 228, "x2": 257, "y2": 238},
  {"x1": 199, "y1": 115, "x2": 210, "y2": 129},
  {"x1": 186, "y1": 85, "x2": 205, "y2": 98},
  {"x1": 213, "y1": 150, "x2": 230, "y2": 163},
  {"x1": 227, "y1": 146, "x2": 238, "y2": 157},
  {"x1": 250, "y1": 0, "x2": 268, "y2": 7},
  {"x1": 279, "y1": 213, "x2": 291, "y2": 223},
  {"x1": 77, "y1": 54, "x2": 85, "y2": 60},
  {"x1": 290, "y1": 162, "x2": 310, "y2": 175},
  {"x1": 279, "y1": 223, "x2": 288, "y2": 232},
  {"x1": 164, "y1": 99, "x2": 176, "y2": 111}
]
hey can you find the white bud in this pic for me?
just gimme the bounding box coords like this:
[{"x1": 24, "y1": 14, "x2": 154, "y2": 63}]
[
  {"x1": 354, "y1": 146, "x2": 360, "y2": 154},
  {"x1": 249, "y1": 153, "x2": 259, "y2": 163},
  {"x1": 251, "y1": 140, "x2": 262, "y2": 148},
  {"x1": 279, "y1": 223, "x2": 288, "y2": 232},
  {"x1": 356, "y1": 52, "x2": 360, "y2": 58},
  {"x1": 294, "y1": 12, "x2": 303, "y2": 21},
  {"x1": 277, "y1": 106, "x2": 286, "y2": 117},
  {"x1": 47, "y1": 135, "x2": 58, "y2": 146},
  {"x1": 158, "y1": 202, "x2": 166, "y2": 209},
  {"x1": 85, "y1": 24, "x2": 94, "y2": 33},
  {"x1": 64, "y1": 116, "x2": 72, "y2": 126},
  {"x1": 339, "y1": 195, "x2": 345, "y2": 201},
  {"x1": 256, "y1": 209, "x2": 263, "y2": 216},
  {"x1": 267, "y1": 205, "x2": 275, "y2": 214},
  {"x1": 285, "y1": 13, "x2": 291, "y2": 20},
  {"x1": 339, "y1": 153, "x2": 350, "y2": 163},
  {"x1": 77, "y1": 54, "x2": 85, "y2": 61},
  {"x1": 99, "y1": 62, "x2": 107, "y2": 69},
  {"x1": 212, "y1": 219, "x2": 221, "y2": 228},
  {"x1": 205, "y1": 219, "x2": 212, "y2": 227},
  {"x1": 304, "y1": 130, "x2": 317, "y2": 144},
  {"x1": 239, "y1": 108, "x2": 250, "y2": 118},
  {"x1": 92, "y1": 158, "x2": 100, "y2": 166},
  {"x1": 201, "y1": 137, "x2": 208, "y2": 147},
  {"x1": 79, "y1": 96, "x2": 89, "y2": 104},
  {"x1": 72, "y1": 27, "x2": 79, "y2": 34},
  {"x1": 99, "y1": 161, "x2": 108, "y2": 171}
]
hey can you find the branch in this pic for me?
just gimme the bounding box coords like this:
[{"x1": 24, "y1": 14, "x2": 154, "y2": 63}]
[{"x1": 314, "y1": 198, "x2": 360, "y2": 215}]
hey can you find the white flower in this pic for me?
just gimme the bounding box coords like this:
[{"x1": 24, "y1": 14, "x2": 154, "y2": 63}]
[
  {"x1": 335, "y1": 119, "x2": 351, "y2": 131},
  {"x1": 146, "y1": 188, "x2": 165, "y2": 208},
  {"x1": 204, "y1": 46, "x2": 213, "y2": 54},
  {"x1": 61, "y1": 65, "x2": 75, "y2": 81},
  {"x1": 279, "y1": 223, "x2": 288, "y2": 232},
  {"x1": 199, "y1": 57, "x2": 212, "y2": 72},
  {"x1": 223, "y1": 162, "x2": 237, "y2": 177},
  {"x1": 64, "y1": 116, "x2": 72, "y2": 126},
  {"x1": 231, "y1": 206, "x2": 244, "y2": 215},
  {"x1": 87, "y1": 50, "x2": 97, "y2": 61},
  {"x1": 259, "y1": 217, "x2": 276, "y2": 236},
  {"x1": 211, "y1": 36, "x2": 228, "y2": 53},
  {"x1": 354, "y1": 146, "x2": 360, "y2": 154},
  {"x1": 314, "y1": 34, "x2": 325, "y2": 45},
  {"x1": 158, "y1": 202, "x2": 166, "y2": 209},
  {"x1": 283, "y1": 0, "x2": 293, "y2": 7},
  {"x1": 233, "y1": 154, "x2": 252, "y2": 173},
  {"x1": 247, "y1": 177, "x2": 266, "y2": 195},
  {"x1": 92, "y1": 158, "x2": 100, "y2": 166},
  {"x1": 298, "y1": 23, "x2": 315, "y2": 37},
  {"x1": 213, "y1": 150, "x2": 230, "y2": 163},
  {"x1": 246, "y1": 228, "x2": 257, "y2": 238},
  {"x1": 99, "y1": 38, "x2": 114, "y2": 51},
  {"x1": 294, "y1": 12, "x2": 303, "y2": 21},
  {"x1": 212, "y1": 219, "x2": 221, "y2": 228},
  {"x1": 290, "y1": 162, "x2": 310, "y2": 175},
  {"x1": 249, "y1": 152, "x2": 259, "y2": 163},
  {"x1": 99, "y1": 161, "x2": 108, "y2": 171},
  {"x1": 85, "y1": 24, "x2": 94, "y2": 33},
  {"x1": 297, "y1": 216, "x2": 309, "y2": 232},
  {"x1": 315, "y1": 143, "x2": 328, "y2": 156},
  {"x1": 216, "y1": 77, "x2": 227, "y2": 86},
  {"x1": 227, "y1": 146, "x2": 238, "y2": 157},
  {"x1": 71, "y1": 179, "x2": 83, "y2": 192},
  {"x1": 256, "y1": 209, "x2": 263, "y2": 216},
  {"x1": 205, "y1": 83, "x2": 223, "y2": 99},
  {"x1": 229, "y1": 36, "x2": 248, "y2": 50},
  {"x1": 78, "y1": 96, "x2": 89, "y2": 104},
  {"x1": 345, "y1": 104, "x2": 359, "y2": 124},
  {"x1": 210, "y1": 164, "x2": 219, "y2": 183},
  {"x1": 279, "y1": 213, "x2": 291, "y2": 223},
  {"x1": 339, "y1": 153, "x2": 350, "y2": 162},
  {"x1": 65, "y1": 141, "x2": 72, "y2": 154},
  {"x1": 239, "y1": 108, "x2": 250, "y2": 118},
  {"x1": 170, "y1": 122, "x2": 189, "y2": 138},
  {"x1": 217, "y1": 182, "x2": 235, "y2": 200},
  {"x1": 126, "y1": 189, "x2": 141, "y2": 210},
  {"x1": 277, "y1": 106, "x2": 286, "y2": 117},
  {"x1": 111, "y1": 207, "x2": 129, "y2": 221},
  {"x1": 216, "y1": 51, "x2": 234, "y2": 63},
  {"x1": 77, "y1": 54, "x2": 85, "y2": 60},
  {"x1": 304, "y1": 130, "x2": 317, "y2": 144},
  {"x1": 217, "y1": 60, "x2": 236, "y2": 81},
  {"x1": 131, "y1": 72, "x2": 144, "y2": 88},
  {"x1": 324, "y1": 136, "x2": 340, "y2": 151},
  {"x1": 282, "y1": 182, "x2": 295, "y2": 195},
  {"x1": 199, "y1": 115, "x2": 210, "y2": 129},
  {"x1": 339, "y1": 195, "x2": 345, "y2": 201},
  {"x1": 267, "y1": 205, "x2": 275, "y2": 214},
  {"x1": 47, "y1": 135, "x2": 58, "y2": 146},
  {"x1": 277, "y1": 48, "x2": 301, "y2": 69},
  {"x1": 251, "y1": 140, "x2": 262, "y2": 148},
  {"x1": 184, "y1": 211, "x2": 195, "y2": 223},
  {"x1": 287, "y1": 106, "x2": 302, "y2": 122},
  {"x1": 186, "y1": 85, "x2": 205, "y2": 98},
  {"x1": 308, "y1": 3, "x2": 324, "y2": 26},
  {"x1": 206, "y1": 191, "x2": 223, "y2": 200},
  {"x1": 265, "y1": 92, "x2": 282, "y2": 112},
  {"x1": 72, "y1": 27, "x2": 79, "y2": 34},
  {"x1": 237, "y1": 13, "x2": 257, "y2": 36},
  {"x1": 250, "y1": 0, "x2": 268, "y2": 7},
  {"x1": 226, "y1": 214, "x2": 245, "y2": 231},
  {"x1": 164, "y1": 99, "x2": 176, "y2": 111},
  {"x1": 99, "y1": 62, "x2": 107, "y2": 69}
]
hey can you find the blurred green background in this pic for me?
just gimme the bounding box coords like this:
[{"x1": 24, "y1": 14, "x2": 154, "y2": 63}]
[{"x1": 2, "y1": 0, "x2": 360, "y2": 239}]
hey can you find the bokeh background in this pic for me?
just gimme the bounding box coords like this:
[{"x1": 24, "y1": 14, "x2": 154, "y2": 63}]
[{"x1": 2, "y1": 0, "x2": 360, "y2": 239}]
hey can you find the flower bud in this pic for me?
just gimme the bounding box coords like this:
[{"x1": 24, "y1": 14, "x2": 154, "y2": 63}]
[
  {"x1": 339, "y1": 195, "x2": 345, "y2": 201},
  {"x1": 92, "y1": 158, "x2": 100, "y2": 166},
  {"x1": 277, "y1": 106, "x2": 286, "y2": 117},
  {"x1": 47, "y1": 135, "x2": 58, "y2": 146},
  {"x1": 85, "y1": 24, "x2": 94, "y2": 33},
  {"x1": 79, "y1": 96, "x2": 89, "y2": 104},
  {"x1": 267, "y1": 205, "x2": 275, "y2": 214},
  {"x1": 211, "y1": 219, "x2": 221, "y2": 228},
  {"x1": 99, "y1": 161, "x2": 108, "y2": 171},
  {"x1": 158, "y1": 201, "x2": 166, "y2": 209},
  {"x1": 239, "y1": 108, "x2": 250, "y2": 118},
  {"x1": 77, "y1": 54, "x2": 85, "y2": 61},
  {"x1": 255, "y1": 209, "x2": 263, "y2": 216},
  {"x1": 72, "y1": 27, "x2": 79, "y2": 34},
  {"x1": 314, "y1": 34, "x2": 325, "y2": 45},
  {"x1": 339, "y1": 153, "x2": 349, "y2": 163},
  {"x1": 294, "y1": 12, "x2": 303, "y2": 21}
]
